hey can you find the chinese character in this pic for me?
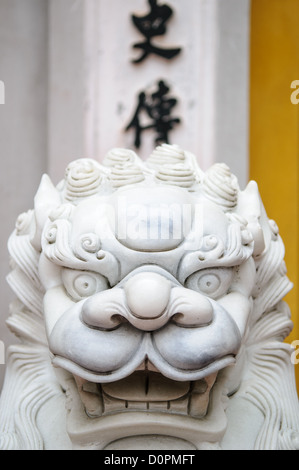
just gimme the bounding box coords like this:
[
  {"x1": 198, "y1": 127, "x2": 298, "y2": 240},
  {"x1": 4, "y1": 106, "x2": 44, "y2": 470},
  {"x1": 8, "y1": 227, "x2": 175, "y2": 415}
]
[
  {"x1": 131, "y1": 0, "x2": 182, "y2": 64},
  {"x1": 125, "y1": 80, "x2": 181, "y2": 148}
]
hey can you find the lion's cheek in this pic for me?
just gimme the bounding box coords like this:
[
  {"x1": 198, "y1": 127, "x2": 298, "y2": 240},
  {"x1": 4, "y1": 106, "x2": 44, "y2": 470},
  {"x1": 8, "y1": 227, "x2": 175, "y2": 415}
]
[{"x1": 217, "y1": 292, "x2": 253, "y2": 337}]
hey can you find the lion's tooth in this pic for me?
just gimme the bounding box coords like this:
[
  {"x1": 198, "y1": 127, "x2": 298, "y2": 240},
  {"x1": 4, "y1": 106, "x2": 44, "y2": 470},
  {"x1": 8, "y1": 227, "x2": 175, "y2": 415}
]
[
  {"x1": 148, "y1": 401, "x2": 168, "y2": 411},
  {"x1": 102, "y1": 394, "x2": 127, "y2": 414},
  {"x1": 135, "y1": 360, "x2": 146, "y2": 371},
  {"x1": 147, "y1": 360, "x2": 160, "y2": 373},
  {"x1": 74, "y1": 376, "x2": 103, "y2": 418},
  {"x1": 189, "y1": 373, "x2": 217, "y2": 418},
  {"x1": 189, "y1": 391, "x2": 210, "y2": 418},
  {"x1": 168, "y1": 396, "x2": 189, "y2": 414},
  {"x1": 135, "y1": 359, "x2": 159, "y2": 372},
  {"x1": 126, "y1": 401, "x2": 147, "y2": 410}
]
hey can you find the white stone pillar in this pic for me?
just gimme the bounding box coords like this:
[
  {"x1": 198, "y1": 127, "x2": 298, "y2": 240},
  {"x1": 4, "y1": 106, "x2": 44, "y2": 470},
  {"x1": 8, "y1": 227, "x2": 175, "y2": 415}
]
[
  {"x1": 0, "y1": 0, "x2": 48, "y2": 389},
  {"x1": 48, "y1": 0, "x2": 250, "y2": 187},
  {"x1": 48, "y1": 0, "x2": 99, "y2": 184}
]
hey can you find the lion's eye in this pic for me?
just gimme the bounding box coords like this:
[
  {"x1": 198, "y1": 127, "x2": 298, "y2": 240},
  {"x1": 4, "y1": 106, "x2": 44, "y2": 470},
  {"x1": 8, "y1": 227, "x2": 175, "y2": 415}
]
[
  {"x1": 197, "y1": 273, "x2": 221, "y2": 294},
  {"x1": 185, "y1": 268, "x2": 234, "y2": 299},
  {"x1": 62, "y1": 268, "x2": 109, "y2": 301},
  {"x1": 73, "y1": 274, "x2": 98, "y2": 297}
]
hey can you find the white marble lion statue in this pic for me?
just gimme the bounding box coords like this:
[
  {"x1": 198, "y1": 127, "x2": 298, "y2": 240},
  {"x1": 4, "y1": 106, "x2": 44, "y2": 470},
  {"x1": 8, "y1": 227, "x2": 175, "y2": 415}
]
[{"x1": 0, "y1": 144, "x2": 298, "y2": 450}]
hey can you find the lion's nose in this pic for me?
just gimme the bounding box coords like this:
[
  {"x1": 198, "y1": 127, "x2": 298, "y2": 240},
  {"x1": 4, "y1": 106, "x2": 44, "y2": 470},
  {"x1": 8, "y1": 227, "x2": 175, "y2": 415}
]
[
  {"x1": 81, "y1": 272, "x2": 173, "y2": 332},
  {"x1": 124, "y1": 272, "x2": 171, "y2": 320},
  {"x1": 82, "y1": 271, "x2": 214, "y2": 333}
]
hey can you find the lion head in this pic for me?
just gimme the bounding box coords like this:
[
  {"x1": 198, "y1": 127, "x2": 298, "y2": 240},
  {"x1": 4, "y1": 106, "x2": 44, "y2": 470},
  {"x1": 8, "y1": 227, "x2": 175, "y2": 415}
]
[{"x1": 1, "y1": 144, "x2": 299, "y2": 450}]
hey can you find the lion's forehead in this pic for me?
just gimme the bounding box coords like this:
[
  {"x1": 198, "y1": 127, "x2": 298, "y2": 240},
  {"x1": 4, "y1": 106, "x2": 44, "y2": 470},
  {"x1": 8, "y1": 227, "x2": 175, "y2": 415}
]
[{"x1": 69, "y1": 186, "x2": 230, "y2": 254}]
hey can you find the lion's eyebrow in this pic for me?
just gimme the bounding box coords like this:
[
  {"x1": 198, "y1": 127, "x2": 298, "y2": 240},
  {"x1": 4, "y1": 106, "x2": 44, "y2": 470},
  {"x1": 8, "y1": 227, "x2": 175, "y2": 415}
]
[
  {"x1": 43, "y1": 223, "x2": 120, "y2": 286},
  {"x1": 177, "y1": 223, "x2": 253, "y2": 285}
]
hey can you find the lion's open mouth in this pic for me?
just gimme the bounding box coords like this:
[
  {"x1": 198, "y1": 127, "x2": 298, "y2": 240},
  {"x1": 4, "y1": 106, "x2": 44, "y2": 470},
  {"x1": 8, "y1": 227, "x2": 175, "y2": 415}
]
[{"x1": 73, "y1": 359, "x2": 218, "y2": 420}]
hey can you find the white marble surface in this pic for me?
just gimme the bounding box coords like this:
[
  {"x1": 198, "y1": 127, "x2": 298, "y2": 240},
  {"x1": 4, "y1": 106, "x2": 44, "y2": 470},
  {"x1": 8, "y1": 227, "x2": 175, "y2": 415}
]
[{"x1": 48, "y1": 0, "x2": 250, "y2": 185}]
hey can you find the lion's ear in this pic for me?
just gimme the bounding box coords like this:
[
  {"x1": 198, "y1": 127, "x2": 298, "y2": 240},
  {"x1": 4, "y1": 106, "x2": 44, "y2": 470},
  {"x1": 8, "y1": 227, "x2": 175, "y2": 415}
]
[
  {"x1": 237, "y1": 180, "x2": 272, "y2": 257},
  {"x1": 30, "y1": 174, "x2": 61, "y2": 252}
]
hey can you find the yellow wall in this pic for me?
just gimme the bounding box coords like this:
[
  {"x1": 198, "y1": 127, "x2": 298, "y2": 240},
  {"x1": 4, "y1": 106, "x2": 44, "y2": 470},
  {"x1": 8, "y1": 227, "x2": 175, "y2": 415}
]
[{"x1": 250, "y1": 0, "x2": 299, "y2": 389}]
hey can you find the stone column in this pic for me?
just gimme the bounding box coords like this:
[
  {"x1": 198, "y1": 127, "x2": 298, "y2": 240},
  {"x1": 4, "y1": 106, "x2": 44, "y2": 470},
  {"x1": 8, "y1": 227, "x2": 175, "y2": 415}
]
[{"x1": 48, "y1": 0, "x2": 250, "y2": 187}]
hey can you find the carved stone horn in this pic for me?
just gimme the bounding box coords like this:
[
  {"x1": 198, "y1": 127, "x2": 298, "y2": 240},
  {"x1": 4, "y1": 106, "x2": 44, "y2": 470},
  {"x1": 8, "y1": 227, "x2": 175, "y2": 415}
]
[
  {"x1": 237, "y1": 180, "x2": 271, "y2": 257},
  {"x1": 30, "y1": 174, "x2": 61, "y2": 252}
]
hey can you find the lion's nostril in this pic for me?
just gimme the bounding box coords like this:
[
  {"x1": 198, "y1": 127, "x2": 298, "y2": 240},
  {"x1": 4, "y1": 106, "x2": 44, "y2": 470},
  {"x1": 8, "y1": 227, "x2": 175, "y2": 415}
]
[
  {"x1": 170, "y1": 288, "x2": 213, "y2": 327},
  {"x1": 81, "y1": 289, "x2": 125, "y2": 330},
  {"x1": 125, "y1": 272, "x2": 171, "y2": 320}
]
